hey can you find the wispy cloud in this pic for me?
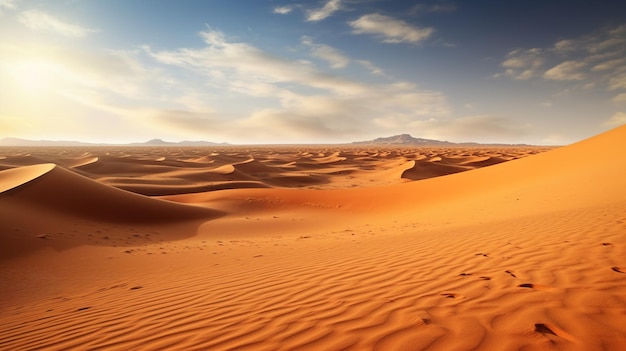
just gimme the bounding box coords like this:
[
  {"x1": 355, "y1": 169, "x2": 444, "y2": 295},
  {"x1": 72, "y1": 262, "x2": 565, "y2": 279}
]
[
  {"x1": 0, "y1": 0, "x2": 19, "y2": 13},
  {"x1": 148, "y1": 29, "x2": 366, "y2": 96},
  {"x1": 0, "y1": 40, "x2": 195, "y2": 141},
  {"x1": 17, "y1": 10, "x2": 97, "y2": 37},
  {"x1": 273, "y1": 6, "x2": 293, "y2": 15},
  {"x1": 411, "y1": 3, "x2": 458, "y2": 14},
  {"x1": 349, "y1": 14, "x2": 434, "y2": 44},
  {"x1": 612, "y1": 93, "x2": 626, "y2": 103},
  {"x1": 145, "y1": 29, "x2": 450, "y2": 142},
  {"x1": 608, "y1": 72, "x2": 626, "y2": 91},
  {"x1": 301, "y1": 36, "x2": 349, "y2": 69},
  {"x1": 306, "y1": 0, "x2": 342, "y2": 22},
  {"x1": 498, "y1": 24, "x2": 626, "y2": 98},
  {"x1": 604, "y1": 112, "x2": 626, "y2": 127},
  {"x1": 501, "y1": 48, "x2": 543, "y2": 80},
  {"x1": 543, "y1": 60, "x2": 586, "y2": 81},
  {"x1": 433, "y1": 115, "x2": 530, "y2": 141},
  {"x1": 356, "y1": 60, "x2": 385, "y2": 76}
]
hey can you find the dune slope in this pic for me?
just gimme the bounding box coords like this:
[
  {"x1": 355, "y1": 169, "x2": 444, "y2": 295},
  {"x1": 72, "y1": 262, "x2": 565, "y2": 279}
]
[{"x1": 0, "y1": 164, "x2": 221, "y2": 260}]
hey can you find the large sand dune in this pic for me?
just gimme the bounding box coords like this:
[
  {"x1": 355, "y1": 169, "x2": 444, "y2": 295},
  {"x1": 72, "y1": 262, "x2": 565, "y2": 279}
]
[{"x1": 0, "y1": 129, "x2": 625, "y2": 350}]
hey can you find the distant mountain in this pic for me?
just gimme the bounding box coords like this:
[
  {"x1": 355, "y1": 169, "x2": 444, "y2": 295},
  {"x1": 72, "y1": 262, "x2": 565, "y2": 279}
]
[
  {"x1": 130, "y1": 139, "x2": 230, "y2": 146},
  {"x1": 352, "y1": 134, "x2": 455, "y2": 146},
  {"x1": 0, "y1": 138, "x2": 104, "y2": 147},
  {"x1": 0, "y1": 137, "x2": 229, "y2": 147},
  {"x1": 352, "y1": 134, "x2": 533, "y2": 147}
]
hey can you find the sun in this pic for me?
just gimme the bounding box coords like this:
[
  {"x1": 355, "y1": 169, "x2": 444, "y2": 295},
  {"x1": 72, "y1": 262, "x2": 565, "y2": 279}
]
[{"x1": 12, "y1": 61, "x2": 55, "y2": 93}]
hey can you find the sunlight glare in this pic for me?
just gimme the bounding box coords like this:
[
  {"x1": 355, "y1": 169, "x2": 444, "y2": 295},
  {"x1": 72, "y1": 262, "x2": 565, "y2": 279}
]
[{"x1": 13, "y1": 61, "x2": 56, "y2": 93}]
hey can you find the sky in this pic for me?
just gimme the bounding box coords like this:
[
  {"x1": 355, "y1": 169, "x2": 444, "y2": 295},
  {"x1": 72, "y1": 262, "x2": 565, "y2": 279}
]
[{"x1": 0, "y1": 0, "x2": 625, "y2": 145}]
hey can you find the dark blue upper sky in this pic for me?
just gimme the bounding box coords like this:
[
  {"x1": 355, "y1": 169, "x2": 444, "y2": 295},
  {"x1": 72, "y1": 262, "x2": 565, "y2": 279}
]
[{"x1": 1, "y1": 0, "x2": 625, "y2": 144}]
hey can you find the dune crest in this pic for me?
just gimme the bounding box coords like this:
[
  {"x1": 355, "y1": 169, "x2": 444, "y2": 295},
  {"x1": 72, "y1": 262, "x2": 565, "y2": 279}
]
[
  {"x1": 0, "y1": 163, "x2": 221, "y2": 260},
  {"x1": 0, "y1": 163, "x2": 55, "y2": 193}
]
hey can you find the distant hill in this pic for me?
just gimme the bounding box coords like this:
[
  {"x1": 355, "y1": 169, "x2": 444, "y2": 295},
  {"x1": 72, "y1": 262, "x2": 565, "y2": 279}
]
[
  {"x1": 129, "y1": 139, "x2": 230, "y2": 146},
  {"x1": 0, "y1": 138, "x2": 104, "y2": 147},
  {"x1": 353, "y1": 134, "x2": 454, "y2": 146},
  {"x1": 352, "y1": 134, "x2": 533, "y2": 147},
  {"x1": 0, "y1": 137, "x2": 229, "y2": 147}
]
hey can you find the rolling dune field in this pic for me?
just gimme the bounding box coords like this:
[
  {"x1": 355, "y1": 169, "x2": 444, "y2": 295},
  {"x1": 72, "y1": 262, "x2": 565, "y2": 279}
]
[{"x1": 1, "y1": 129, "x2": 625, "y2": 350}]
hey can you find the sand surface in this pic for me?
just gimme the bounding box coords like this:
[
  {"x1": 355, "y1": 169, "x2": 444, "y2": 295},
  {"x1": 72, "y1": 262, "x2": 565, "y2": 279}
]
[{"x1": 0, "y1": 132, "x2": 624, "y2": 350}]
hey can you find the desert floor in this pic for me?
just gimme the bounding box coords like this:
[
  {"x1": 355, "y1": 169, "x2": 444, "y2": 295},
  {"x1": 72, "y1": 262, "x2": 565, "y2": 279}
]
[{"x1": 1, "y1": 129, "x2": 625, "y2": 350}]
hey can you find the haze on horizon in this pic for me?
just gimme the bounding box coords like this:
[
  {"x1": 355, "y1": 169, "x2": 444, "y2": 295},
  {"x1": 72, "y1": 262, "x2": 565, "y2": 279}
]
[{"x1": 1, "y1": 0, "x2": 625, "y2": 145}]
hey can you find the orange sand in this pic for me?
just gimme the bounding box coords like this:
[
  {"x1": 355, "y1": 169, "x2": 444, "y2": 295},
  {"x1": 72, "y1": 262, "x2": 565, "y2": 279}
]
[{"x1": 0, "y1": 130, "x2": 624, "y2": 350}]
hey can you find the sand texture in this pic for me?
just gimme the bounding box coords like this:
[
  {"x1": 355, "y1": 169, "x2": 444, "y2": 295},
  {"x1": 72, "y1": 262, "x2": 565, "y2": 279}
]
[{"x1": 1, "y1": 130, "x2": 625, "y2": 350}]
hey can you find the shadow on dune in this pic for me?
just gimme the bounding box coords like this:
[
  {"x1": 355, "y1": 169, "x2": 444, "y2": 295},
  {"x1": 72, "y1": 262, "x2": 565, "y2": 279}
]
[{"x1": 0, "y1": 164, "x2": 225, "y2": 261}]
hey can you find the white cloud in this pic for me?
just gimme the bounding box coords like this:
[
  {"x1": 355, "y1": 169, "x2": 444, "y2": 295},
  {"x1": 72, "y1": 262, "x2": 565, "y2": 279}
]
[
  {"x1": 604, "y1": 112, "x2": 626, "y2": 127},
  {"x1": 0, "y1": 40, "x2": 200, "y2": 142},
  {"x1": 588, "y1": 37, "x2": 626, "y2": 53},
  {"x1": 17, "y1": 10, "x2": 97, "y2": 37},
  {"x1": 244, "y1": 84, "x2": 449, "y2": 141},
  {"x1": 148, "y1": 29, "x2": 367, "y2": 96},
  {"x1": 145, "y1": 29, "x2": 450, "y2": 142},
  {"x1": 608, "y1": 72, "x2": 626, "y2": 91},
  {"x1": 306, "y1": 0, "x2": 342, "y2": 22},
  {"x1": 356, "y1": 60, "x2": 384, "y2": 76},
  {"x1": 543, "y1": 61, "x2": 586, "y2": 81},
  {"x1": 591, "y1": 58, "x2": 626, "y2": 71},
  {"x1": 0, "y1": 0, "x2": 18, "y2": 12},
  {"x1": 499, "y1": 24, "x2": 626, "y2": 97},
  {"x1": 612, "y1": 93, "x2": 626, "y2": 103},
  {"x1": 501, "y1": 48, "x2": 543, "y2": 80},
  {"x1": 349, "y1": 14, "x2": 434, "y2": 44},
  {"x1": 273, "y1": 6, "x2": 293, "y2": 15},
  {"x1": 437, "y1": 115, "x2": 530, "y2": 141},
  {"x1": 553, "y1": 39, "x2": 576, "y2": 52},
  {"x1": 301, "y1": 36, "x2": 349, "y2": 69},
  {"x1": 411, "y1": 3, "x2": 458, "y2": 14}
]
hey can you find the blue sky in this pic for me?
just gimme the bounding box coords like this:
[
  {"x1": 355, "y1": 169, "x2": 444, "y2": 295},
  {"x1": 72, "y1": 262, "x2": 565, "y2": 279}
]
[{"x1": 1, "y1": 0, "x2": 625, "y2": 144}]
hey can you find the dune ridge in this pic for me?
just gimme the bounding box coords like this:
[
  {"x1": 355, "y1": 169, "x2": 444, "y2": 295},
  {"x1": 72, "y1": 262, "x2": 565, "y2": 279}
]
[
  {"x1": 0, "y1": 145, "x2": 549, "y2": 195},
  {"x1": 1, "y1": 127, "x2": 625, "y2": 350},
  {"x1": 0, "y1": 164, "x2": 221, "y2": 261}
]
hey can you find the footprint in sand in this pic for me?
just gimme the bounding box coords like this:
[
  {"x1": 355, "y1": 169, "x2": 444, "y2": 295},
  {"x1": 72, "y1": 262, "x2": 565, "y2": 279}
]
[
  {"x1": 534, "y1": 323, "x2": 557, "y2": 336},
  {"x1": 534, "y1": 323, "x2": 577, "y2": 342},
  {"x1": 505, "y1": 270, "x2": 517, "y2": 278},
  {"x1": 479, "y1": 276, "x2": 491, "y2": 280},
  {"x1": 518, "y1": 283, "x2": 552, "y2": 291},
  {"x1": 440, "y1": 293, "x2": 458, "y2": 299},
  {"x1": 611, "y1": 267, "x2": 625, "y2": 273},
  {"x1": 602, "y1": 242, "x2": 613, "y2": 246}
]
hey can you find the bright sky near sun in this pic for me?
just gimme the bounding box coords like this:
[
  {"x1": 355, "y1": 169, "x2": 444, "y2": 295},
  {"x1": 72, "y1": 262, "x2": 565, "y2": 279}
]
[{"x1": 1, "y1": 0, "x2": 625, "y2": 144}]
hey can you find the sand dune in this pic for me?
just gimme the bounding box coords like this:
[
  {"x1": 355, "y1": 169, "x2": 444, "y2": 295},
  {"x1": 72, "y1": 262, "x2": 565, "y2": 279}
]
[
  {"x1": 0, "y1": 146, "x2": 548, "y2": 194},
  {"x1": 0, "y1": 164, "x2": 219, "y2": 260},
  {"x1": 1, "y1": 129, "x2": 625, "y2": 350}
]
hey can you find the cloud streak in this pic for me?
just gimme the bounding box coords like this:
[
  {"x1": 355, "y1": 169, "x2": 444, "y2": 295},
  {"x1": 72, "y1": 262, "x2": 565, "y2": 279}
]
[
  {"x1": 498, "y1": 25, "x2": 626, "y2": 99},
  {"x1": 543, "y1": 61, "x2": 586, "y2": 81},
  {"x1": 301, "y1": 36, "x2": 349, "y2": 69},
  {"x1": 349, "y1": 14, "x2": 434, "y2": 44},
  {"x1": 273, "y1": 6, "x2": 293, "y2": 15},
  {"x1": 0, "y1": 0, "x2": 18, "y2": 12},
  {"x1": 17, "y1": 10, "x2": 97, "y2": 37},
  {"x1": 501, "y1": 48, "x2": 543, "y2": 80},
  {"x1": 306, "y1": 0, "x2": 342, "y2": 22},
  {"x1": 145, "y1": 29, "x2": 450, "y2": 142},
  {"x1": 604, "y1": 112, "x2": 626, "y2": 127}
]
